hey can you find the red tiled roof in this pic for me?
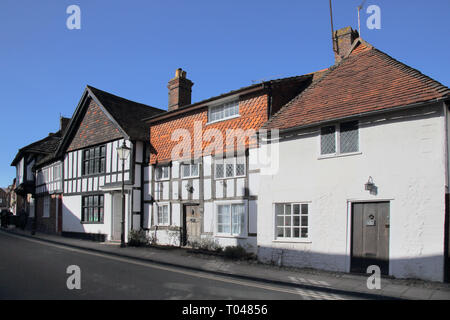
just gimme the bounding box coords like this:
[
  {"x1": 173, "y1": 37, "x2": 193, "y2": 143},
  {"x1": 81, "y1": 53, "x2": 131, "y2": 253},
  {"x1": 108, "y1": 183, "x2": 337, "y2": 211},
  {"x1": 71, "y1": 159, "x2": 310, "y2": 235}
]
[{"x1": 264, "y1": 40, "x2": 450, "y2": 131}]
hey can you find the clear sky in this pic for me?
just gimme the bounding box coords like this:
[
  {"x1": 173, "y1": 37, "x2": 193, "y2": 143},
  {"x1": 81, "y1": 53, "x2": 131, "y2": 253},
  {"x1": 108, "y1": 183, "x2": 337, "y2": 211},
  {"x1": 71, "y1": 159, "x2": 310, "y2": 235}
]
[{"x1": 0, "y1": 0, "x2": 449, "y2": 187}]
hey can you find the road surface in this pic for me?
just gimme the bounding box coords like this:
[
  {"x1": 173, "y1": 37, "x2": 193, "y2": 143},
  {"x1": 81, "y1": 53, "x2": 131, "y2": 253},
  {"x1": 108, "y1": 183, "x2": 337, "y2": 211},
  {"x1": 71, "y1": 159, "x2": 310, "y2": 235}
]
[{"x1": 0, "y1": 231, "x2": 364, "y2": 300}]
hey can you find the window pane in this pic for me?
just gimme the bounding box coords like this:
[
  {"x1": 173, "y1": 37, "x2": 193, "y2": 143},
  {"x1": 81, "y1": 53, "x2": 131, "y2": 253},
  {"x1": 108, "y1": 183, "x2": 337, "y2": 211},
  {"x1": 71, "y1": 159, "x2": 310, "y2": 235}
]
[
  {"x1": 275, "y1": 204, "x2": 284, "y2": 216},
  {"x1": 293, "y1": 228, "x2": 300, "y2": 238},
  {"x1": 236, "y1": 164, "x2": 245, "y2": 176},
  {"x1": 226, "y1": 164, "x2": 234, "y2": 177},
  {"x1": 276, "y1": 215, "x2": 284, "y2": 227},
  {"x1": 293, "y1": 216, "x2": 300, "y2": 226},
  {"x1": 301, "y1": 204, "x2": 308, "y2": 215},
  {"x1": 293, "y1": 204, "x2": 300, "y2": 215},
  {"x1": 277, "y1": 227, "x2": 284, "y2": 237},
  {"x1": 232, "y1": 204, "x2": 245, "y2": 235},
  {"x1": 191, "y1": 164, "x2": 199, "y2": 176},
  {"x1": 321, "y1": 126, "x2": 336, "y2": 154},
  {"x1": 340, "y1": 121, "x2": 359, "y2": 153},
  {"x1": 301, "y1": 216, "x2": 308, "y2": 227},
  {"x1": 285, "y1": 228, "x2": 291, "y2": 238},
  {"x1": 216, "y1": 164, "x2": 224, "y2": 178},
  {"x1": 99, "y1": 208, "x2": 104, "y2": 222},
  {"x1": 284, "y1": 204, "x2": 291, "y2": 216},
  {"x1": 284, "y1": 216, "x2": 291, "y2": 226},
  {"x1": 101, "y1": 146, "x2": 106, "y2": 157},
  {"x1": 301, "y1": 228, "x2": 308, "y2": 238},
  {"x1": 183, "y1": 164, "x2": 190, "y2": 177}
]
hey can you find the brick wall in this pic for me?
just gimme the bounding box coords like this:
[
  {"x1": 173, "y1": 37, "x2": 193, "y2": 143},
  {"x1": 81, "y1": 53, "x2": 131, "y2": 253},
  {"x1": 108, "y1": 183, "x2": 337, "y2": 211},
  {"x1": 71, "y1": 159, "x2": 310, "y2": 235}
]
[
  {"x1": 68, "y1": 98, "x2": 123, "y2": 151},
  {"x1": 34, "y1": 194, "x2": 61, "y2": 234}
]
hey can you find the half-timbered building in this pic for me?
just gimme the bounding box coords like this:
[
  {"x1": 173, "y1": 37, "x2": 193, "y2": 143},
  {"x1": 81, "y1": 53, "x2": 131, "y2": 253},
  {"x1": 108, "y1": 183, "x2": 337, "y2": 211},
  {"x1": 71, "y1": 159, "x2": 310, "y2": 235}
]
[
  {"x1": 55, "y1": 86, "x2": 164, "y2": 241},
  {"x1": 143, "y1": 68, "x2": 317, "y2": 251}
]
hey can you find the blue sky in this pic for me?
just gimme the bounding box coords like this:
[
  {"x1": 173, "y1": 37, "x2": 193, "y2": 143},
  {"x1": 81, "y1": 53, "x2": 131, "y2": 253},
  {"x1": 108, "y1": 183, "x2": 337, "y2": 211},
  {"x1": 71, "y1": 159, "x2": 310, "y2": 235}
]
[{"x1": 0, "y1": 0, "x2": 449, "y2": 187}]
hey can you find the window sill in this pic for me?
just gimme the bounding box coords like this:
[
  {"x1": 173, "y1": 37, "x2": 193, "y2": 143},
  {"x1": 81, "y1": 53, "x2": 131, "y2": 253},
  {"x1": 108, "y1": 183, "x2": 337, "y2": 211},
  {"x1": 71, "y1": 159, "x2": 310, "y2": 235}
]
[
  {"x1": 214, "y1": 234, "x2": 248, "y2": 239},
  {"x1": 215, "y1": 175, "x2": 246, "y2": 181},
  {"x1": 81, "y1": 221, "x2": 104, "y2": 225},
  {"x1": 318, "y1": 151, "x2": 362, "y2": 160},
  {"x1": 272, "y1": 239, "x2": 311, "y2": 244},
  {"x1": 181, "y1": 176, "x2": 200, "y2": 180},
  {"x1": 206, "y1": 114, "x2": 241, "y2": 125}
]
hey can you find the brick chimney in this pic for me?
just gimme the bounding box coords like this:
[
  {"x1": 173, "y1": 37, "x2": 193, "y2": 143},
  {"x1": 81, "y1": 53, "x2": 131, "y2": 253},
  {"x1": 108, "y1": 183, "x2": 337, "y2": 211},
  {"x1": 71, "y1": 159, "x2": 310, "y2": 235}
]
[
  {"x1": 333, "y1": 26, "x2": 359, "y2": 64},
  {"x1": 167, "y1": 68, "x2": 194, "y2": 111},
  {"x1": 60, "y1": 116, "x2": 71, "y2": 133}
]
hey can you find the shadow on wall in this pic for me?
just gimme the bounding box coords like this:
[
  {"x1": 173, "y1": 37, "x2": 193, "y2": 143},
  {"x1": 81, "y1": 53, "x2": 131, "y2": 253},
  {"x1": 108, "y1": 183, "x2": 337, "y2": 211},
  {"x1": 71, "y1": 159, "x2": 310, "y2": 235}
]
[
  {"x1": 60, "y1": 202, "x2": 106, "y2": 242},
  {"x1": 257, "y1": 245, "x2": 447, "y2": 283}
]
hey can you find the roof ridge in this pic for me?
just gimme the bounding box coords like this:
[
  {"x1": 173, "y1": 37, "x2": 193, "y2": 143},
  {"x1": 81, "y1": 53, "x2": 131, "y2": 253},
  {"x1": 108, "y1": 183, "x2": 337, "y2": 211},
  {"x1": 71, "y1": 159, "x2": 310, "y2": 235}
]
[{"x1": 86, "y1": 85, "x2": 163, "y2": 112}]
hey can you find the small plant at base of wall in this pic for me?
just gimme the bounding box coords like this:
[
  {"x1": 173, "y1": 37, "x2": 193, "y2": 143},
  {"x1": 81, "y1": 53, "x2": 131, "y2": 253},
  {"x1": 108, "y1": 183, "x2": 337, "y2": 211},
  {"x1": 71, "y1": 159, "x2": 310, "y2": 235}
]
[{"x1": 128, "y1": 230, "x2": 150, "y2": 247}]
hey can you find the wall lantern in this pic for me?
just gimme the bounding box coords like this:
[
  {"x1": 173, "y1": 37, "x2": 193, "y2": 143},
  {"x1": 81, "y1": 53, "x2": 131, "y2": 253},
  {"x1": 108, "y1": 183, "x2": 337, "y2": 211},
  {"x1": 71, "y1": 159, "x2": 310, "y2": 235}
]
[{"x1": 365, "y1": 176, "x2": 375, "y2": 191}]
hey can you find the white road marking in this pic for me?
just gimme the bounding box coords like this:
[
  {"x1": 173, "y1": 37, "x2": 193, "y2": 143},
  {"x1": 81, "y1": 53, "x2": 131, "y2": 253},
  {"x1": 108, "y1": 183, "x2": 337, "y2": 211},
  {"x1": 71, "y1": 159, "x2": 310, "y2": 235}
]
[{"x1": 1, "y1": 231, "x2": 348, "y2": 300}]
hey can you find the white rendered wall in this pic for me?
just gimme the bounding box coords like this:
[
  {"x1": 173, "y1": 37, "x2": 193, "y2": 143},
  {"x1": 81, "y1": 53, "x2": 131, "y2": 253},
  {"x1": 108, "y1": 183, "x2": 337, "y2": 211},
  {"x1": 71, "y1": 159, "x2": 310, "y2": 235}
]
[{"x1": 257, "y1": 104, "x2": 446, "y2": 282}]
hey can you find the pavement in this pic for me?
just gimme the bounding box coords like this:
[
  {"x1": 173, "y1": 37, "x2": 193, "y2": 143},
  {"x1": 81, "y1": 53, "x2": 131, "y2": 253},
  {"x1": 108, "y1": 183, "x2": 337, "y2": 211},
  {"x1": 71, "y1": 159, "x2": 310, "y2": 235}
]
[{"x1": 2, "y1": 226, "x2": 450, "y2": 300}]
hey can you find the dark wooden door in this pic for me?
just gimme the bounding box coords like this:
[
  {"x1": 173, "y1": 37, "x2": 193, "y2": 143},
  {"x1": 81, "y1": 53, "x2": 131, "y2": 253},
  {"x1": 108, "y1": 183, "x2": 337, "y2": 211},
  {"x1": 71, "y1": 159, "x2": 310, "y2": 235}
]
[
  {"x1": 183, "y1": 205, "x2": 201, "y2": 246},
  {"x1": 351, "y1": 202, "x2": 390, "y2": 275}
]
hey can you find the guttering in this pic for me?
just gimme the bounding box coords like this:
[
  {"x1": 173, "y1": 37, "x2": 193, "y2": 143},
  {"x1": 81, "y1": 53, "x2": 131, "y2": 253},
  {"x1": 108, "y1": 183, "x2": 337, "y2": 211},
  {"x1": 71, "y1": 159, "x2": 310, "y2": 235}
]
[{"x1": 269, "y1": 96, "x2": 450, "y2": 138}]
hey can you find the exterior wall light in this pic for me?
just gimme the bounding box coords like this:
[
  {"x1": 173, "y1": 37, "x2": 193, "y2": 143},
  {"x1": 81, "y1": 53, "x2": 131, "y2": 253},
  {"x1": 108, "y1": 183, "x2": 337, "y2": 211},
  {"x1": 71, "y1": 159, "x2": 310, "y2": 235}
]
[{"x1": 365, "y1": 176, "x2": 375, "y2": 191}]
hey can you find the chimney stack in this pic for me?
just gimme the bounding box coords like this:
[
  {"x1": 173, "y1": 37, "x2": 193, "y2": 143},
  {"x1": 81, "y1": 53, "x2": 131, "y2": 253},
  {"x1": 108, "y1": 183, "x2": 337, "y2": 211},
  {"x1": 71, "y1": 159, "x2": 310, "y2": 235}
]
[
  {"x1": 167, "y1": 68, "x2": 194, "y2": 112},
  {"x1": 60, "y1": 116, "x2": 71, "y2": 133},
  {"x1": 333, "y1": 26, "x2": 359, "y2": 64}
]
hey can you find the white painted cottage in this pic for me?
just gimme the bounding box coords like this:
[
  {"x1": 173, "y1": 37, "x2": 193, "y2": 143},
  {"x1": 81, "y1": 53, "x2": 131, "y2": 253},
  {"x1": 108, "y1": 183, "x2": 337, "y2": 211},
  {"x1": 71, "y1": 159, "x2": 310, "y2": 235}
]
[{"x1": 257, "y1": 31, "x2": 450, "y2": 282}]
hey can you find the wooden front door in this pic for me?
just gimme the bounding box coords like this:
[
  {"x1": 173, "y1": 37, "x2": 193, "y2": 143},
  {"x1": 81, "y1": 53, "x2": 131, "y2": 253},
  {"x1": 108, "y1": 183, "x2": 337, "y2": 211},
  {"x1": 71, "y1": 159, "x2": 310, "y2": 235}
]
[
  {"x1": 183, "y1": 205, "x2": 202, "y2": 246},
  {"x1": 351, "y1": 202, "x2": 390, "y2": 275}
]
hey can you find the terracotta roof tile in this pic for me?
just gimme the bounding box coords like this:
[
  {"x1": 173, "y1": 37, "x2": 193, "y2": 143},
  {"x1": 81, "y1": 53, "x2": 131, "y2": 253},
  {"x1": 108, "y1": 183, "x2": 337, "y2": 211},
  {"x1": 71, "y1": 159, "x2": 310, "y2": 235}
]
[{"x1": 264, "y1": 41, "x2": 450, "y2": 131}]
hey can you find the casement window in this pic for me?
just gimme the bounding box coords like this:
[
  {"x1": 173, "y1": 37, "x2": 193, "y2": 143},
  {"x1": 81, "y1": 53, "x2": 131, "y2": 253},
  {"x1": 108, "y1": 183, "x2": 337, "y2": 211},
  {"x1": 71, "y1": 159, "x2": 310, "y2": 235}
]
[
  {"x1": 181, "y1": 163, "x2": 199, "y2": 178},
  {"x1": 208, "y1": 100, "x2": 239, "y2": 123},
  {"x1": 82, "y1": 145, "x2": 106, "y2": 175},
  {"x1": 43, "y1": 196, "x2": 50, "y2": 218},
  {"x1": 53, "y1": 164, "x2": 62, "y2": 181},
  {"x1": 215, "y1": 157, "x2": 246, "y2": 179},
  {"x1": 320, "y1": 121, "x2": 359, "y2": 155},
  {"x1": 155, "y1": 182, "x2": 164, "y2": 200},
  {"x1": 155, "y1": 165, "x2": 169, "y2": 181},
  {"x1": 216, "y1": 203, "x2": 246, "y2": 236},
  {"x1": 157, "y1": 204, "x2": 169, "y2": 225},
  {"x1": 275, "y1": 203, "x2": 309, "y2": 240},
  {"x1": 81, "y1": 195, "x2": 104, "y2": 223}
]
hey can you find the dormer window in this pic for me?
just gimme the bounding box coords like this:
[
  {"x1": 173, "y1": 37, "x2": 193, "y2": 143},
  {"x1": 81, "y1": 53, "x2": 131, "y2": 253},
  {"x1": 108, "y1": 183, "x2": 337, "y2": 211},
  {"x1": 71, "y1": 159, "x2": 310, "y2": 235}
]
[{"x1": 208, "y1": 100, "x2": 239, "y2": 123}]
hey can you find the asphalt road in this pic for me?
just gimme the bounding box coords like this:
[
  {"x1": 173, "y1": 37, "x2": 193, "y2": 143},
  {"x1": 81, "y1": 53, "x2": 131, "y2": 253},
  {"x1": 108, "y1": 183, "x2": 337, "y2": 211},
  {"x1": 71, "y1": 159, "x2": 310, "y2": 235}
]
[{"x1": 0, "y1": 231, "x2": 361, "y2": 300}]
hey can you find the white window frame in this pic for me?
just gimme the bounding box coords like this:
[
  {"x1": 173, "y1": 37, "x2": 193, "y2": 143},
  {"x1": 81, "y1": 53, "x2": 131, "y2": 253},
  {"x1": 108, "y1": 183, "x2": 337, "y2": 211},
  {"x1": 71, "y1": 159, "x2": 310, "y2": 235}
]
[
  {"x1": 214, "y1": 156, "x2": 246, "y2": 180},
  {"x1": 207, "y1": 100, "x2": 240, "y2": 124},
  {"x1": 43, "y1": 196, "x2": 50, "y2": 218},
  {"x1": 319, "y1": 120, "x2": 360, "y2": 158},
  {"x1": 155, "y1": 165, "x2": 170, "y2": 181},
  {"x1": 181, "y1": 162, "x2": 200, "y2": 179},
  {"x1": 273, "y1": 202, "x2": 310, "y2": 242},
  {"x1": 156, "y1": 203, "x2": 170, "y2": 226},
  {"x1": 214, "y1": 200, "x2": 248, "y2": 238}
]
